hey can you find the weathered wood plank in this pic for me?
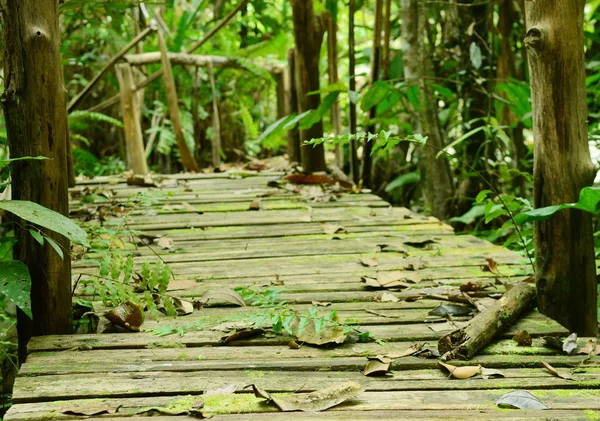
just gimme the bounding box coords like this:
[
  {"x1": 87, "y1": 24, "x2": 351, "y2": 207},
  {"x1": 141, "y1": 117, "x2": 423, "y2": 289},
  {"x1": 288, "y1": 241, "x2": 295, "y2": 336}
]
[
  {"x1": 7, "y1": 390, "x2": 600, "y2": 420},
  {"x1": 27, "y1": 314, "x2": 567, "y2": 352}
]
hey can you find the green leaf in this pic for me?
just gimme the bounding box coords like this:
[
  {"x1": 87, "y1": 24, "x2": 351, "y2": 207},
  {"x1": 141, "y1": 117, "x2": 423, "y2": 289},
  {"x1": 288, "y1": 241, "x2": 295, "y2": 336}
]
[
  {"x1": 0, "y1": 261, "x2": 32, "y2": 318},
  {"x1": 515, "y1": 187, "x2": 600, "y2": 224},
  {"x1": 470, "y1": 42, "x2": 482, "y2": 70},
  {"x1": 449, "y1": 204, "x2": 486, "y2": 225},
  {"x1": 28, "y1": 229, "x2": 44, "y2": 246},
  {"x1": 361, "y1": 82, "x2": 393, "y2": 112},
  {"x1": 385, "y1": 172, "x2": 420, "y2": 192},
  {"x1": 45, "y1": 236, "x2": 64, "y2": 260},
  {"x1": 0, "y1": 201, "x2": 90, "y2": 248}
]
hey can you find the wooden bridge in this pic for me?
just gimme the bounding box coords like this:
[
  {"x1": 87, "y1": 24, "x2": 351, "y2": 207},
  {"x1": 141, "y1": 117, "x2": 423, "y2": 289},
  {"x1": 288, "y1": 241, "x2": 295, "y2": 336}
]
[{"x1": 5, "y1": 170, "x2": 600, "y2": 420}]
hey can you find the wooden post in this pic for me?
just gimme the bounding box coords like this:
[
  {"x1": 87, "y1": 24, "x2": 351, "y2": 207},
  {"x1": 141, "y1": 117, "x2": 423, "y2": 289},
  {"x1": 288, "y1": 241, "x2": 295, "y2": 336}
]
[
  {"x1": 115, "y1": 63, "x2": 148, "y2": 175},
  {"x1": 287, "y1": 49, "x2": 301, "y2": 164},
  {"x1": 157, "y1": 29, "x2": 201, "y2": 173},
  {"x1": 207, "y1": 62, "x2": 222, "y2": 168},
  {"x1": 524, "y1": 0, "x2": 598, "y2": 336},
  {"x1": 1, "y1": 0, "x2": 73, "y2": 362}
]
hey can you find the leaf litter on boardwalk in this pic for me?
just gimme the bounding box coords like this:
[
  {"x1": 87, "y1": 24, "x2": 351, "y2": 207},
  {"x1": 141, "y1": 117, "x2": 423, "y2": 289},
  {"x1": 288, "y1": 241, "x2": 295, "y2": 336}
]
[{"x1": 248, "y1": 381, "x2": 362, "y2": 412}]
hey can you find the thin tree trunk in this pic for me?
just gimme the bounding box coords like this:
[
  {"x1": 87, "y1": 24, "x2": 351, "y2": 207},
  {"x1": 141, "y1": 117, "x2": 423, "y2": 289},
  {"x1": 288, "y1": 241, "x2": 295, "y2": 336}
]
[
  {"x1": 348, "y1": 0, "x2": 360, "y2": 183},
  {"x1": 291, "y1": 0, "x2": 328, "y2": 173},
  {"x1": 382, "y1": 0, "x2": 393, "y2": 81},
  {"x1": 116, "y1": 63, "x2": 149, "y2": 175},
  {"x1": 286, "y1": 49, "x2": 301, "y2": 164},
  {"x1": 158, "y1": 29, "x2": 201, "y2": 172},
  {"x1": 525, "y1": 0, "x2": 598, "y2": 336},
  {"x1": 362, "y1": 0, "x2": 384, "y2": 187},
  {"x1": 327, "y1": 14, "x2": 344, "y2": 168},
  {"x1": 207, "y1": 62, "x2": 222, "y2": 168},
  {"x1": 1, "y1": 0, "x2": 72, "y2": 363}
]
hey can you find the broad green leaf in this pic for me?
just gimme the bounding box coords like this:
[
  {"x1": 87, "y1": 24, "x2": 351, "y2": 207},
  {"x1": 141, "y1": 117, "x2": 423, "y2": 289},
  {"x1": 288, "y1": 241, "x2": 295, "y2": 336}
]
[
  {"x1": 0, "y1": 201, "x2": 90, "y2": 248},
  {"x1": 515, "y1": 187, "x2": 600, "y2": 224},
  {"x1": 385, "y1": 172, "x2": 420, "y2": 192},
  {"x1": 449, "y1": 204, "x2": 486, "y2": 225},
  {"x1": 45, "y1": 236, "x2": 64, "y2": 260},
  {"x1": 470, "y1": 42, "x2": 482, "y2": 70},
  {"x1": 28, "y1": 229, "x2": 44, "y2": 246},
  {"x1": 361, "y1": 82, "x2": 393, "y2": 112},
  {"x1": 0, "y1": 261, "x2": 32, "y2": 318}
]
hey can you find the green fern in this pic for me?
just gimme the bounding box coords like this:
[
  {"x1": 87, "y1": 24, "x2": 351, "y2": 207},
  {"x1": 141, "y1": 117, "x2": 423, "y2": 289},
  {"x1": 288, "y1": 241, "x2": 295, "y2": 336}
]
[
  {"x1": 239, "y1": 103, "x2": 260, "y2": 142},
  {"x1": 69, "y1": 111, "x2": 124, "y2": 130}
]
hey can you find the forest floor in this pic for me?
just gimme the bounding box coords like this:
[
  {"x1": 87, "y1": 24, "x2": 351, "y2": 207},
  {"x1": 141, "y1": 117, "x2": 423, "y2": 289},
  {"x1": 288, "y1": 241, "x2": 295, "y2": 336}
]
[{"x1": 5, "y1": 166, "x2": 600, "y2": 420}]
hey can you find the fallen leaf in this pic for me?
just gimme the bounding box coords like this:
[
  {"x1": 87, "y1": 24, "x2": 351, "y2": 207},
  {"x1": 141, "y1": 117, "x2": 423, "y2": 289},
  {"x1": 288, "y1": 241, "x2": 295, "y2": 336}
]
[
  {"x1": 496, "y1": 390, "x2": 549, "y2": 410},
  {"x1": 460, "y1": 281, "x2": 488, "y2": 292},
  {"x1": 474, "y1": 297, "x2": 497, "y2": 312},
  {"x1": 403, "y1": 238, "x2": 439, "y2": 248},
  {"x1": 482, "y1": 258, "x2": 500, "y2": 274},
  {"x1": 320, "y1": 223, "x2": 346, "y2": 235},
  {"x1": 60, "y1": 402, "x2": 117, "y2": 416},
  {"x1": 376, "y1": 271, "x2": 421, "y2": 288},
  {"x1": 271, "y1": 381, "x2": 362, "y2": 412},
  {"x1": 481, "y1": 367, "x2": 505, "y2": 379},
  {"x1": 413, "y1": 348, "x2": 441, "y2": 359},
  {"x1": 363, "y1": 358, "x2": 391, "y2": 376},
  {"x1": 380, "y1": 292, "x2": 399, "y2": 302},
  {"x1": 248, "y1": 384, "x2": 273, "y2": 401},
  {"x1": 361, "y1": 276, "x2": 382, "y2": 288},
  {"x1": 384, "y1": 343, "x2": 424, "y2": 359},
  {"x1": 156, "y1": 236, "x2": 174, "y2": 250},
  {"x1": 427, "y1": 321, "x2": 469, "y2": 333},
  {"x1": 541, "y1": 361, "x2": 573, "y2": 380},
  {"x1": 249, "y1": 199, "x2": 262, "y2": 211},
  {"x1": 220, "y1": 328, "x2": 264, "y2": 344},
  {"x1": 167, "y1": 279, "x2": 199, "y2": 291},
  {"x1": 438, "y1": 362, "x2": 480, "y2": 379},
  {"x1": 578, "y1": 340, "x2": 600, "y2": 356},
  {"x1": 403, "y1": 262, "x2": 426, "y2": 271},
  {"x1": 288, "y1": 340, "x2": 301, "y2": 349},
  {"x1": 104, "y1": 300, "x2": 144, "y2": 332},
  {"x1": 359, "y1": 257, "x2": 379, "y2": 267},
  {"x1": 205, "y1": 384, "x2": 238, "y2": 396},
  {"x1": 211, "y1": 321, "x2": 256, "y2": 332},
  {"x1": 198, "y1": 289, "x2": 246, "y2": 307},
  {"x1": 513, "y1": 330, "x2": 532, "y2": 346},
  {"x1": 171, "y1": 297, "x2": 194, "y2": 316},
  {"x1": 311, "y1": 301, "x2": 332, "y2": 307},
  {"x1": 428, "y1": 304, "x2": 472, "y2": 318},
  {"x1": 294, "y1": 318, "x2": 346, "y2": 346},
  {"x1": 376, "y1": 244, "x2": 408, "y2": 254},
  {"x1": 562, "y1": 333, "x2": 578, "y2": 355}
]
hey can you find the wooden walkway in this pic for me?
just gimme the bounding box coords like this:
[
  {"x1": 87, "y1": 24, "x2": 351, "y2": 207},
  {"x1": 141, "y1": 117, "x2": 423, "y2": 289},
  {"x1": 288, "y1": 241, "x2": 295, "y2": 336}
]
[{"x1": 6, "y1": 170, "x2": 600, "y2": 420}]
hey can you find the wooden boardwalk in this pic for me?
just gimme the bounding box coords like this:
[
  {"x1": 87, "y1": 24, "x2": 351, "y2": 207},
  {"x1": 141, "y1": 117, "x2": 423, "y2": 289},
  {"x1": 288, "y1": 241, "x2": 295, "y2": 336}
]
[{"x1": 6, "y1": 170, "x2": 600, "y2": 420}]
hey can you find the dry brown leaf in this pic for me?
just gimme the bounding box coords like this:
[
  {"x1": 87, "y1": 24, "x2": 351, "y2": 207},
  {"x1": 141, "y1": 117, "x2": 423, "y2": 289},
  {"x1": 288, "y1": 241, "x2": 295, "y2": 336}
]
[
  {"x1": 363, "y1": 358, "x2": 391, "y2": 376},
  {"x1": 155, "y1": 236, "x2": 174, "y2": 250},
  {"x1": 171, "y1": 297, "x2": 194, "y2": 316},
  {"x1": 482, "y1": 258, "x2": 500, "y2": 273},
  {"x1": 220, "y1": 328, "x2": 264, "y2": 344},
  {"x1": 311, "y1": 301, "x2": 332, "y2": 307},
  {"x1": 167, "y1": 279, "x2": 199, "y2": 291},
  {"x1": 205, "y1": 384, "x2": 238, "y2": 396},
  {"x1": 104, "y1": 300, "x2": 144, "y2": 332},
  {"x1": 542, "y1": 361, "x2": 573, "y2": 380},
  {"x1": 273, "y1": 381, "x2": 362, "y2": 412},
  {"x1": 61, "y1": 402, "x2": 117, "y2": 416},
  {"x1": 288, "y1": 340, "x2": 301, "y2": 349},
  {"x1": 320, "y1": 222, "x2": 346, "y2": 235},
  {"x1": 249, "y1": 199, "x2": 262, "y2": 211},
  {"x1": 384, "y1": 343, "x2": 424, "y2": 359},
  {"x1": 513, "y1": 330, "x2": 533, "y2": 346},
  {"x1": 199, "y1": 289, "x2": 246, "y2": 307},
  {"x1": 480, "y1": 367, "x2": 505, "y2": 379},
  {"x1": 359, "y1": 257, "x2": 379, "y2": 267},
  {"x1": 577, "y1": 340, "x2": 600, "y2": 356},
  {"x1": 380, "y1": 292, "x2": 400, "y2": 302},
  {"x1": 438, "y1": 362, "x2": 480, "y2": 379}
]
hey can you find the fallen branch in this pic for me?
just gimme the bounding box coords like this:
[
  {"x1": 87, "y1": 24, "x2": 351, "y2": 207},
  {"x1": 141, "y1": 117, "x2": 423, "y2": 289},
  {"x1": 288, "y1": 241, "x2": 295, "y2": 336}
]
[{"x1": 438, "y1": 282, "x2": 536, "y2": 360}]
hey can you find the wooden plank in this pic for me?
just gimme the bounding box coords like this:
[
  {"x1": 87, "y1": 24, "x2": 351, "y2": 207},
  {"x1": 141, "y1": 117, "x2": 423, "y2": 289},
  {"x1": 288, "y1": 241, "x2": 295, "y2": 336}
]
[
  {"x1": 11, "y1": 365, "x2": 600, "y2": 402},
  {"x1": 6, "y1": 391, "x2": 600, "y2": 420},
  {"x1": 27, "y1": 314, "x2": 567, "y2": 352}
]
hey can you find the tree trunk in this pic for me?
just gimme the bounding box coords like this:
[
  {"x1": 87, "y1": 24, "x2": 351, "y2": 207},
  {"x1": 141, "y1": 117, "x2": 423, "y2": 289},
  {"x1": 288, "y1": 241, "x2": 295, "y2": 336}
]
[
  {"x1": 115, "y1": 63, "x2": 149, "y2": 175},
  {"x1": 327, "y1": 13, "x2": 344, "y2": 168},
  {"x1": 1, "y1": 0, "x2": 72, "y2": 362},
  {"x1": 207, "y1": 62, "x2": 222, "y2": 168},
  {"x1": 362, "y1": 0, "x2": 384, "y2": 187},
  {"x1": 291, "y1": 0, "x2": 328, "y2": 173},
  {"x1": 525, "y1": 0, "x2": 598, "y2": 336},
  {"x1": 286, "y1": 49, "x2": 301, "y2": 164},
  {"x1": 348, "y1": 0, "x2": 360, "y2": 183},
  {"x1": 158, "y1": 29, "x2": 201, "y2": 173},
  {"x1": 403, "y1": 0, "x2": 454, "y2": 219},
  {"x1": 382, "y1": 0, "x2": 393, "y2": 81}
]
